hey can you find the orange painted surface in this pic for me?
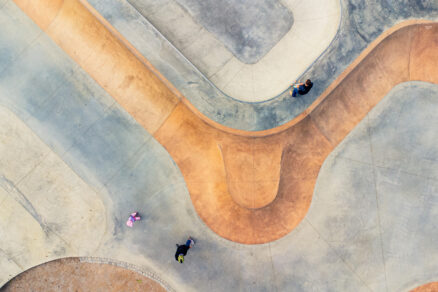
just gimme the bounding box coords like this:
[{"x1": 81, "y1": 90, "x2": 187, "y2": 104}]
[
  {"x1": 14, "y1": 0, "x2": 438, "y2": 243},
  {"x1": 411, "y1": 282, "x2": 438, "y2": 292}
]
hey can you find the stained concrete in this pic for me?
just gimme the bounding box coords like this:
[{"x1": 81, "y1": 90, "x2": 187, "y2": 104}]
[
  {"x1": 89, "y1": 0, "x2": 437, "y2": 130},
  {"x1": 22, "y1": 0, "x2": 437, "y2": 244},
  {"x1": 1, "y1": 1, "x2": 438, "y2": 291},
  {"x1": 3, "y1": 80, "x2": 438, "y2": 292}
]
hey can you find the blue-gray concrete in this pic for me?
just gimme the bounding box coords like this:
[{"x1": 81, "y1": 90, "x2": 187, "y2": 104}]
[
  {"x1": 89, "y1": 0, "x2": 438, "y2": 131},
  {"x1": 151, "y1": 0, "x2": 292, "y2": 64}
]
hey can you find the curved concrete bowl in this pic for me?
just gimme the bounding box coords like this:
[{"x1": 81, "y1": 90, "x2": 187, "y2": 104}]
[{"x1": 13, "y1": 0, "x2": 438, "y2": 244}]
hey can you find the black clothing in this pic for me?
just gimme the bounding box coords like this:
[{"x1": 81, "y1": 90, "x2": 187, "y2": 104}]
[
  {"x1": 175, "y1": 244, "x2": 189, "y2": 260},
  {"x1": 298, "y1": 82, "x2": 313, "y2": 95}
]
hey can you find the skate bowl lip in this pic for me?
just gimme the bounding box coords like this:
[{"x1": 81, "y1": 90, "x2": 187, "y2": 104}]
[
  {"x1": 78, "y1": 0, "x2": 434, "y2": 136},
  {"x1": 179, "y1": 19, "x2": 437, "y2": 138}
]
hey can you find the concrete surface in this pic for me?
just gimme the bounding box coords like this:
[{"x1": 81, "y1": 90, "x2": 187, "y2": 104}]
[
  {"x1": 1, "y1": 42, "x2": 438, "y2": 291},
  {"x1": 127, "y1": 0, "x2": 339, "y2": 101},
  {"x1": 18, "y1": 0, "x2": 438, "y2": 243},
  {"x1": 87, "y1": 0, "x2": 438, "y2": 130},
  {"x1": 1, "y1": 0, "x2": 438, "y2": 291},
  {"x1": 172, "y1": 0, "x2": 293, "y2": 64}
]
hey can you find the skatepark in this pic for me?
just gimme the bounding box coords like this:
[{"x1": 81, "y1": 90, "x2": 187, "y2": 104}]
[{"x1": 0, "y1": 0, "x2": 437, "y2": 291}]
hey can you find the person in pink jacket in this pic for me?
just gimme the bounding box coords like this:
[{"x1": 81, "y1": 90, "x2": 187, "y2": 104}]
[{"x1": 126, "y1": 212, "x2": 141, "y2": 227}]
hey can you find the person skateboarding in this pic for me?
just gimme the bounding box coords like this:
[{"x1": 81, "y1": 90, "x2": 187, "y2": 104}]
[
  {"x1": 175, "y1": 237, "x2": 195, "y2": 263},
  {"x1": 290, "y1": 79, "x2": 313, "y2": 97}
]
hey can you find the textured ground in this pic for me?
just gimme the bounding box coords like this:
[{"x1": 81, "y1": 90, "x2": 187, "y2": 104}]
[{"x1": 0, "y1": 258, "x2": 165, "y2": 292}]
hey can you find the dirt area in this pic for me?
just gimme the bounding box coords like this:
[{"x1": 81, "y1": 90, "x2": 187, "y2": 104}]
[{"x1": 1, "y1": 258, "x2": 166, "y2": 292}]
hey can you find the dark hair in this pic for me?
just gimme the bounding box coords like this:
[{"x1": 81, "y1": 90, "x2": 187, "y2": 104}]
[{"x1": 305, "y1": 79, "x2": 312, "y2": 86}]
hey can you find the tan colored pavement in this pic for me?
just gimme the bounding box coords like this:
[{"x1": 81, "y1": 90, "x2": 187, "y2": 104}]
[
  {"x1": 13, "y1": 0, "x2": 438, "y2": 244},
  {"x1": 1, "y1": 258, "x2": 165, "y2": 292}
]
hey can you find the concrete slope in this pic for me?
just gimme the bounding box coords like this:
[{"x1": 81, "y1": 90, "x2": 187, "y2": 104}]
[
  {"x1": 15, "y1": 0, "x2": 438, "y2": 244},
  {"x1": 84, "y1": 0, "x2": 438, "y2": 130},
  {"x1": 155, "y1": 21, "x2": 438, "y2": 244},
  {"x1": 1, "y1": 1, "x2": 438, "y2": 289}
]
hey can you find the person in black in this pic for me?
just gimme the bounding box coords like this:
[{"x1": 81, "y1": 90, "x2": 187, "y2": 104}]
[
  {"x1": 290, "y1": 79, "x2": 313, "y2": 97},
  {"x1": 175, "y1": 237, "x2": 195, "y2": 263}
]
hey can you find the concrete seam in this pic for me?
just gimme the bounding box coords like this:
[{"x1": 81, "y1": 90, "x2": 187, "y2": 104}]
[
  {"x1": 308, "y1": 115, "x2": 335, "y2": 147},
  {"x1": 0, "y1": 0, "x2": 9, "y2": 11},
  {"x1": 377, "y1": 164, "x2": 438, "y2": 185},
  {"x1": 79, "y1": 256, "x2": 176, "y2": 292},
  {"x1": 151, "y1": 100, "x2": 181, "y2": 136},
  {"x1": 59, "y1": 1, "x2": 97, "y2": 68},
  {"x1": 268, "y1": 243, "x2": 278, "y2": 292},
  {"x1": 0, "y1": 247, "x2": 23, "y2": 270},
  {"x1": 207, "y1": 54, "x2": 234, "y2": 80},
  {"x1": 0, "y1": 105, "x2": 110, "y2": 253},
  {"x1": 0, "y1": 194, "x2": 7, "y2": 207},
  {"x1": 221, "y1": 64, "x2": 246, "y2": 94},
  {"x1": 0, "y1": 176, "x2": 76, "y2": 253},
  {"x1": 125, "y1": 0, "x2": 223, "y2": 95},
  {"x1": 44, "y1": 0, "x2": 65, "y2": 32},
  {"x1": 0, "y1": 30, "x2": 45, "y2": 78},
  {"x1": 13, "y1": 151, "x2": 51, "y2": 187},
  {"x1": 304, "y1": 218, "x2": 374, "y2": 291},
  {"x1": 335, "y1": 150, "x2": 438, "y2": 180},
  {"x1": 55, "y1": 99, "x2": 148, "y2": 193},
  {"x1": 407, "y1": 25, "x2": 416, "y2": 81},
  {"x1": 366, "y1": 114, "x2": 389, "y2": 292},
  {"x1": 251, "y1": 139, "x2": 255, "y2": 208},
  {"x1": 9, "y1": 35, "x2": 87, "y2": 127},
  {"x1": 179, "y1": 26, "x2": 205, "y2": 52},
  {"x1": 97, "y1": 139, "x2": 153, "y2": 191}
]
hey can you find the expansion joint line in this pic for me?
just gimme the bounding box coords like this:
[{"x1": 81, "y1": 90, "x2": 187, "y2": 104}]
[
  {"x1": 308, "y1": 115, "x2": 335, "y2": 147},
  {"x1": 407, "y1": 25, "x2": 416, "y2": 82},
  {"x1": 0, "y1": 247, "x2": 23, "y2": 270},
  {"x1": 366, "y1": 115, "x2": 389, "y2": 292},
  {"x1": 268, "y1": 243, "x2": 279, "y2": 292},
  {"x1": 304, "y1": 218, "x2": 373, "y2": 291}
]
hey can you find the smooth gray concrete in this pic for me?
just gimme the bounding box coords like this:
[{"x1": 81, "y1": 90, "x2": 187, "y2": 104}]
[
  {"x1": 171, "y1": 0, "x2": 292, "y2": 64},
  {"x1": 89, "y1": 0, "x2": 437, "y2": 130},
  {"x1": 1, "y1": 1, "x2": 438, "y2": 291}
]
